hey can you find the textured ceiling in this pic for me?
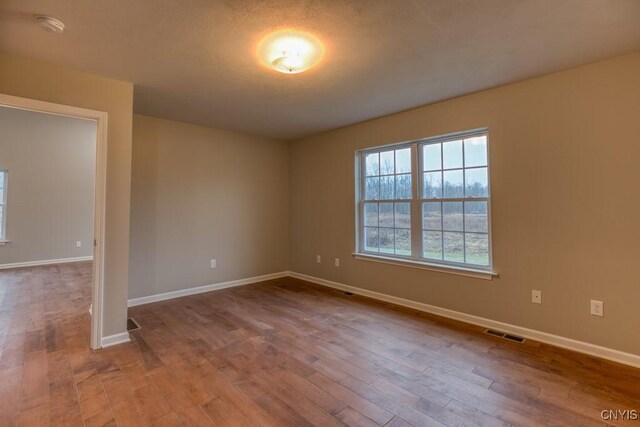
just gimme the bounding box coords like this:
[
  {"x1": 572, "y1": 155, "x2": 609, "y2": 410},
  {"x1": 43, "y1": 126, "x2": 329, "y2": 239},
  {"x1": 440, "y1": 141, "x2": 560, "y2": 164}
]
[{"x1": 1, "y1": 0, "x2": 639, "y2": 140}]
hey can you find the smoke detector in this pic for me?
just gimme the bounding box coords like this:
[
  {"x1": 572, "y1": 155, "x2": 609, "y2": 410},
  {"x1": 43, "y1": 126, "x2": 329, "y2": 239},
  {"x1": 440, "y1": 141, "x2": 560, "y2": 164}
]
[{"x1": 35, "y1": 15, "x2": 65, "y2": 34}]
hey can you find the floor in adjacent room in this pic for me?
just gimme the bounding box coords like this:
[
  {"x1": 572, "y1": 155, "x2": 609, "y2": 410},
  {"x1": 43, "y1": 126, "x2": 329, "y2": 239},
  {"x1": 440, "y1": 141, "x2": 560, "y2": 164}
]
[{"x1": 1, "y1": 262, "x2": 639, "y2": 426}]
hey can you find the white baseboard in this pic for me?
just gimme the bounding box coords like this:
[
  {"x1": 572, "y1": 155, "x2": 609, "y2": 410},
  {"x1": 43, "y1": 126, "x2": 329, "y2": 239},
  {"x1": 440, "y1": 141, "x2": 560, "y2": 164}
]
[
  {"x1": 0, "y1": 256, "x2": 93, "y2": 270},
  {"x1": 101, "y1": 332, "x2": 130, "y2": 348},
  {"x1": 128, "y1": 271, "x2": 289, "y2": 307},
  {"x1": 123, "y1": 268, "x2": 640, "y2": 368},
  {"x1": 289, "y1": 271, "x2": 640, "y2": 369}
]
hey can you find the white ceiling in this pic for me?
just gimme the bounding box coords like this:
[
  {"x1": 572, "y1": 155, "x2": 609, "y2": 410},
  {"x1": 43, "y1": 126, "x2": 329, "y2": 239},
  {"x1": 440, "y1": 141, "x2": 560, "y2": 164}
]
[{"x1": 1, "y1": 0, "x2": 639, "y2": 140}]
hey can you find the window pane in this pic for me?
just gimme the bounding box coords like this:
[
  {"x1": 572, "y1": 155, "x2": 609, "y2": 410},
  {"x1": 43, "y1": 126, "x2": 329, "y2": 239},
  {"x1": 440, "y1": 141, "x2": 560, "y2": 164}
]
[
  {"x1": 380, "y1": 151, "x2": 395, "y2": 175},
  {"x1": 380, "y1": 176, "x2": 395, "y2": 199},
  {"x1": 465, "y1": 233, "x2": 489, "y2": 265},
  {"x1": 379, "y1": 228, "x2": 394, "y2": 253},
  {"x1": 423, "y1": 231, "x2": 442, "y2": 260},
  {"x1": 464, "y1": 201, "x2": 488, "y2": 233},
  {"x1": 443, "y1": 140, "x2": 463, "y2": 169},
  {"x1": 379, "y1": 203, "x2": 393, "y2": 227},
  {"x1": 422, "y1": 202, "x2": 441, "y2": 230},
  {"x1": 395, "y1": 148, "x2": 411, "y2": 173},
  {"x1": 465, "y1": 167, "x2": 488, "y2": 197},
  {"x1": 423, "y1": 172, "x2": 442, "y2": 198},
  {"x1": 364, "y1": 227, "x2": 379, "y2": 251},
  {"x1": 395, "y1": 229, "x2": 411, "y2": 255},
  {"x1": 395, "y1": 174, "x2": 412, "y2": 199},
  {"x1": 443, "y1": 232, "x2": 464, "y2": 262},
  {"x1": 364, "y1": 203, "x2": 378, "y2": 227},
  {"x1": 464, "y1": 136, "x2": 487, "y2": 167},
  {"x1": 423, "y1": 143, "x2": 441, "y2": 171},
  {"x1": 365, "y1": 153, "x2": 379, "y2": 176},
  {"x1": 365, "y1": 177, "x2": 379, "y2": 200},
  {"x1": 0, "y1": 189, "x2": 4, "y2": 202},
  {"x1": 359, "y1": 132, "x2": 490, "y2": 268},
  {"x1": 394, "y1": 203, "x2": 410, "y2": 228},
  {"x1": 0, "y1": 172, "x2": 4, "y2": 187},
  {"x1": 443, "y1": 202, "x2": 463, "y2": 231},
  {"x1": 443, "y1": 169, "x2": 463, "y2": 198}
]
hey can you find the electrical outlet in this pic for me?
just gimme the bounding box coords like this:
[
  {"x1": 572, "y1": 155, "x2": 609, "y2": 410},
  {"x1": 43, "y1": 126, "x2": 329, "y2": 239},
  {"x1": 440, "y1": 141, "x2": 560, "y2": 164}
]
[
  {"x1": 76, "y1": 241, "x2": 82, "y2": 248},
  {"x1": 334, "y1": 258, "x2": 340, "y2": 267},
  {"x1": 316, "y1": 255, "x2": 321, "y2": 264},
  {"x1": 590, "y1": 300, "x2": 604, "y2": 317},
  {"x1": 210, "y1": 259, "x2": 216, "y2": 269},
  {"x1": 532, "y1": 290, "x2": 542, "y2": 304}
]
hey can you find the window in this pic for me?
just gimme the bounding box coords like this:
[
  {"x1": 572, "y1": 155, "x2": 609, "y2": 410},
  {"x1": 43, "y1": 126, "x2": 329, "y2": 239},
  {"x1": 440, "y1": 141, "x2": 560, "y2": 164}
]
[
  {"x1": 357, "y1": 129, "x2": 492, "y2": 273},
  {"x1": 0, "y1": 170, "x2": 6, "y2": 241}
]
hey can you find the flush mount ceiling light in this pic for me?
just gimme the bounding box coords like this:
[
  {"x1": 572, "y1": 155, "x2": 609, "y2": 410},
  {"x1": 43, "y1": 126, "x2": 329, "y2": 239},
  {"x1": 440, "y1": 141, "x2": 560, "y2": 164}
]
[
  {"x1": 35, "y1": 15, "x2": 65, "y2": 34},
  {"x1": 258, "y1": 30, "x2": 324, "y2": 75}
]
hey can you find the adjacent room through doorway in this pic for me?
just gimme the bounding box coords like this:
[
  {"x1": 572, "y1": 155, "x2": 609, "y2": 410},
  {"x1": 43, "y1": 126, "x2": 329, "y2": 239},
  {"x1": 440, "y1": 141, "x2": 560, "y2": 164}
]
[{"x1": 0, "y1": 105, "x2": 97, "y2": 357}]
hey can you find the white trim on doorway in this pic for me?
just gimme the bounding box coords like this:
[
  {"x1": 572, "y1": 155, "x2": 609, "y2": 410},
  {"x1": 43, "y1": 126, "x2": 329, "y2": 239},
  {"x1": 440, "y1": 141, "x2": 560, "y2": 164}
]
[
  {"x1": 0, "y1": 93, "x2": 108, "y2": 350},
  {"x1": 101, "y1": 332, "x2": 131, "y2": 348}
]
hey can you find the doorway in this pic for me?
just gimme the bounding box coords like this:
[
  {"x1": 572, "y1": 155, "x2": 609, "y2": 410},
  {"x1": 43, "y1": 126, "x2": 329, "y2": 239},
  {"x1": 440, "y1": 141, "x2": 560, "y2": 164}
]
[{"x1": 0, "y1": 93, "x2": 107, "y2": 349}]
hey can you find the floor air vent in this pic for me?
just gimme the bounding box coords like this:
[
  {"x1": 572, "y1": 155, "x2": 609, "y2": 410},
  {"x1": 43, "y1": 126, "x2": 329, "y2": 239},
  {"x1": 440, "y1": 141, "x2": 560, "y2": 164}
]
[
  {"x1": 485, "y1": 329, "x2": 525, "y2": 343},
  {"x1": 127, "y1": 318, "x2": 141, "y2": 331},
  {"x1": 504, "y1": 334, "x2": 526, "y2": 343},
  {"x1": 485, "y1": 329, "x2": 505, "y2": 338}
]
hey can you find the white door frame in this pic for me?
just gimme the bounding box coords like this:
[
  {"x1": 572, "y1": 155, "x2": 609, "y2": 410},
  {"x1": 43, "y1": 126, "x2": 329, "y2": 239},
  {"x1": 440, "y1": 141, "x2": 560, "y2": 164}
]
[{"x1": 0, "y1": 93, "x2": 108, "y2": 350}]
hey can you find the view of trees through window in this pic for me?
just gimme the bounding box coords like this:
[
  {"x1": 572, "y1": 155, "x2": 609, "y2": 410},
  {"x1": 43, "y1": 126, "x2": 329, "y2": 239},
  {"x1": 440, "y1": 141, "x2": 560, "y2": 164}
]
[
  {"x1": 363, "y1": 147, "x2": 412, "y2": 255},
  {"x1": 421, "y1": 136, "x2": 489, "y2": 265},
  {"x1": 359, "y1": 131, "x2": 491, "y2": 269}
]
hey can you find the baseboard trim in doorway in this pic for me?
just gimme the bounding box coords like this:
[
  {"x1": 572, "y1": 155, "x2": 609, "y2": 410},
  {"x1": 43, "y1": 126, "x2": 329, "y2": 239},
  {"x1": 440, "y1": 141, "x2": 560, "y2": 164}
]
[
  {"x1": 101, "y1": 332, "x2": 130, "y2": 348},
  {"x1": 127, "y1": 271, "x2": 289, "y2": 307},
  {"x1": 288, "y1": 271, "x2": 640, "y2": 369},
  {"x1": 0, "y1": 256, "x2": 93, "y2": 270}
]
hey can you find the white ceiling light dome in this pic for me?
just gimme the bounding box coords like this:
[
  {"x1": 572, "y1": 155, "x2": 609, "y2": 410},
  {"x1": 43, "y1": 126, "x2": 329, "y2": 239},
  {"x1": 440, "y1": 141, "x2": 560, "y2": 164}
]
[{"x1": 258, "y1": 30, "x2": 324, "y2": 75}]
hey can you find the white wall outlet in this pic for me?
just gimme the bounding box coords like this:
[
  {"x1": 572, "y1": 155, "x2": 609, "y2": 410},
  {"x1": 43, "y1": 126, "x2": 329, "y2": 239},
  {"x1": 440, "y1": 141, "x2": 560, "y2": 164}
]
[
  {"x1": 210, "y1": 259, "x2": 216, "y2": 269},
  {"x1": 316, "y1": 255, "x2": 321, "y2": 264},
  {"x1": 76, "y1": 240, "x2": 82, "y2": 248},
  {"x1": 532, "y1": 290, "x2": 542, "y2": 304},
  {"x1": 590, "y1": 300, "x2": 604, "y2": 317},
  {"x1": 334, "y1": 258, "x2": 340, "y2": 267}
]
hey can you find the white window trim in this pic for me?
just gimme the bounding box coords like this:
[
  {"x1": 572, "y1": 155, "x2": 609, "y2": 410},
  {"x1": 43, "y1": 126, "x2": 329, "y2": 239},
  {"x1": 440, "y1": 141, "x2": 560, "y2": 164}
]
[
  {"x1": 0, "y1": 170, "x2": 7, "y2": 244},
  {"x1": 355, "y1": 128, "x2": 497, "y2": 279},
  {"x1": 352, "y1": 253, "x2": 496, "y2": 280}
]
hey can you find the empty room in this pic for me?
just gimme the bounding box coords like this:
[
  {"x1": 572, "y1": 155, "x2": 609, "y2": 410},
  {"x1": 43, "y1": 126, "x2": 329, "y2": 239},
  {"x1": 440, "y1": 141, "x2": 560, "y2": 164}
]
[{"x1": 1, "y1": 0, "x2": 639, "y2": 426}]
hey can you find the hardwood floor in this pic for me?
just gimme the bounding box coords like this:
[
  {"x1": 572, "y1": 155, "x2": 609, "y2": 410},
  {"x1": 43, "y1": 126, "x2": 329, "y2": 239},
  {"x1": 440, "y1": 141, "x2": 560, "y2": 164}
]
[{"x1": 1, "y1": 262, "x2": 639, "y2": 426}]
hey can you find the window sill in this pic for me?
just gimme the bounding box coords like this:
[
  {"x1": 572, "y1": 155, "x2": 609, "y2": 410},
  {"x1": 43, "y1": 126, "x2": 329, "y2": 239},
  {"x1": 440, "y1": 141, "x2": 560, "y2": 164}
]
[
  {"x1": 352, "y1": 253, "x2": 497, "y2": 280},
  {"x1": 0, "y1": 240, "x2": 9, "y2": 246}
]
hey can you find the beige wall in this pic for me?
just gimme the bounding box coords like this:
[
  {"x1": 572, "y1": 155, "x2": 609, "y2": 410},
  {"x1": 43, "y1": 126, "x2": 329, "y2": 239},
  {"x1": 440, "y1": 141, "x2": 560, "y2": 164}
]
[
  {"x1": 0, "y1": 52, "x2": 134, "y2": 337},
  {"x1": 128, "y1": 115, "x2": 289, "y2": 299},
  {"x1": 0, "y1": 107, "x2": 95, "y2": 264},
  {"x1": 290, "y1": 52, "x2": 640, "y2": 355}
]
